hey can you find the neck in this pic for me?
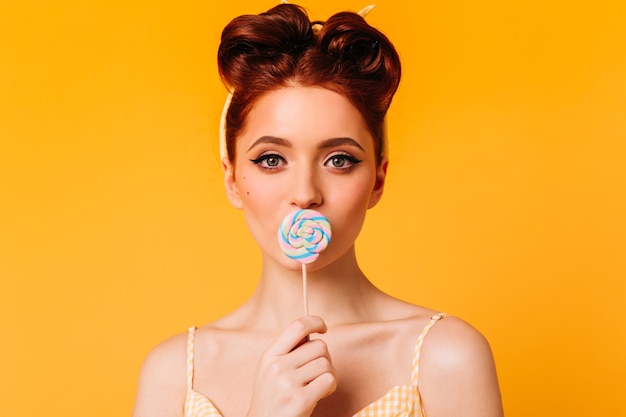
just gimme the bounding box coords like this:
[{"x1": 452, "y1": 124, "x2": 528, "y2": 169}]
[{"x1": 235, "y1": 247, "x2": 380, "y2": 331}]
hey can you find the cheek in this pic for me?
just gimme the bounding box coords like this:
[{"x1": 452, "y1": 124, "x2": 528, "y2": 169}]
[
  {"x1": 332, "y1": 174, "x2": 376, "y2": 208},
  {"x1": 236, "y1": 172, "x2": 286, "y2": 226},
  {"x1": 326, "y1": 175, "x2": 375, "y2": 234},
  {"x1": 235, "y1": 172, "x2": 253, "y2": 198},
  {"x1": 238, "y1": 174, "x2": 270, "y2": 204},
  {"x1": 237, "y1": 176, "x2": 276, "y2": 243}
]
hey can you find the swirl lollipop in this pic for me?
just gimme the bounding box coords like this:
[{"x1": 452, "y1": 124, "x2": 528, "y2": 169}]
[
  {"x1": 278, "y1": 209, "x2": 331, "y2": 264},
  {"x1": 278, "y1": 209, "x2": 332, "y2": 315}
]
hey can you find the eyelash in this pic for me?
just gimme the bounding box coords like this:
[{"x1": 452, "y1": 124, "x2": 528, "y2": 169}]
[
  {"x1": 324, "y1": 153, "x2": 362, "y2": 170},
  {"x1": 249, "y1": 152, "x2": 363, "y2": 171},
  {"x1": 249, "y1": 153, "x2": 286, "y2": 170}
]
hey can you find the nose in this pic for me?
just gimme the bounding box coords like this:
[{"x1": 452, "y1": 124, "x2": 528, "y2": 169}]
[{"x1": 290, "y1": 167, "x2": 323, "y2": 209}]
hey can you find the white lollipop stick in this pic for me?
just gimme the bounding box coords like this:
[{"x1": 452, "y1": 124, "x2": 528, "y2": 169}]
[{"x1": 302, "y1": 264, "x2": 308, "y2": 316}]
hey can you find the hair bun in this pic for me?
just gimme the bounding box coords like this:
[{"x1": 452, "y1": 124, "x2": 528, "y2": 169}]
[
  {"x1": 218, "y1": 4, "x2": 315, "y2": 90},
  {"x1": 318, "y1": 12, "x2": 400, "y2": 107},
  {"x1": 320, "y1": 13, "x2": 380, "y2": 72}
]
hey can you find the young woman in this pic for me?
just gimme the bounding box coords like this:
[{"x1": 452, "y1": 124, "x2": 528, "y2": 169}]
[{"x1": 133, "y1": 3, "x2": 503, "y2": 417}]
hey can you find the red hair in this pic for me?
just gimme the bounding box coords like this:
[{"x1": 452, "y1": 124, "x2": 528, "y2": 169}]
[{"x1": 218, "y1": 3, "x2": 401, "y2": 164}]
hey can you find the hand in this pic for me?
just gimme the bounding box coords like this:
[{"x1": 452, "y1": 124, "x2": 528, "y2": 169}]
[{"x1": 246, "y1": 316, "x2": 337, "y2": 417}]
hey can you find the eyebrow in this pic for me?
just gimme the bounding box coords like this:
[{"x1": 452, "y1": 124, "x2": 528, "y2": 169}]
[
  {"x1": 318, "y1": 137, "x2": 365, "y2": 151},
  {"x1": 247, "y1": 136, "x2": 365, "y2": 152},
  {"x1": 247, "y1": 136, "x2": 291, "y2": 152}
]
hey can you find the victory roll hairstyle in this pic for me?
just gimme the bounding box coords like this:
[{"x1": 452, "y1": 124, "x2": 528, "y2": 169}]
[{"x1": 218, "y1": 2, "x2": 401, "y2": 165}]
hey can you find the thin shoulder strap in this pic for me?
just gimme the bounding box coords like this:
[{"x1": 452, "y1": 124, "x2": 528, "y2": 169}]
[
  {"x1": 411, "y1": 313, "x2": 447, "y2": 386},
  {"x1": 186, "y1": 326, "x2": 196, "y2": 392}
]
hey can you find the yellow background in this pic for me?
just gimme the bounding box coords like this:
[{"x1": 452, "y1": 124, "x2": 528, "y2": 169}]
[{"x1": 1, "y1": 0, "x2": 624, "y2": 415}]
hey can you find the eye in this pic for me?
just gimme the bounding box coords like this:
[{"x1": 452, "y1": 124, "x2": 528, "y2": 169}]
[
  {"x1": 250, "y1": 153, "x2": 286, "y2": 170},
  {"x1": 324, "y1": 153, "x2": 362, "y2": 170}
]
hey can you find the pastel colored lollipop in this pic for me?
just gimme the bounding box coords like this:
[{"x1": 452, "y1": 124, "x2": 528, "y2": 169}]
[
  {"x1": 278, "y1": 209, "x2": 332, "y2": 315},
  {"x1": 278, "y1": 209, "x2": 332, "y2": 264}
]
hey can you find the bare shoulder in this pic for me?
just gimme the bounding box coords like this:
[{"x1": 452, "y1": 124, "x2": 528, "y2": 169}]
[
  {"x1": 418, "y1": 315, "x2": 504, "y2": 417},
  {"x1": 421, "y1": 315, "x2": 493, "y2": 365},
  {"x1": 132, "y1": 331, "x2": 189, "y2": 417}
]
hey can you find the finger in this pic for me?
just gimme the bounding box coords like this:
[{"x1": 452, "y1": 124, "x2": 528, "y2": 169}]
[
  {"x1": 290, "y1": 335, "x2": 308, "y2": 352},
  {"x1": 266, "y1": 316, "x2": 327, "y2": 356},
  {"x1": 304, "y1": 371, "x2": 337, "y2": 401},
  {"x1": 291, "y1": 339, "x2": 331, "y2": 368},
  {"x1": 298, "y1": 356, "x2": 335, "y2": 386},
  {"x1": 287, "y1": 339, "x2": 331, "y2": 370}
]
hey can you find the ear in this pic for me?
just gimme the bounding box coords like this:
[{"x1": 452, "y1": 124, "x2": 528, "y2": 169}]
[
  {"x1": 222, "y1": 157, "x2": 243, "y2": 209},
  {"x1": 368, "y1": 158, "x2": 388, "y2": 209}
]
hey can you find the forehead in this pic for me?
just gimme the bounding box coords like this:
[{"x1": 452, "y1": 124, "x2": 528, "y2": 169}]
[{"x1": 240, "y1": 86, "x2": 373, "y2": 146}]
